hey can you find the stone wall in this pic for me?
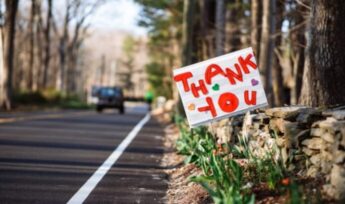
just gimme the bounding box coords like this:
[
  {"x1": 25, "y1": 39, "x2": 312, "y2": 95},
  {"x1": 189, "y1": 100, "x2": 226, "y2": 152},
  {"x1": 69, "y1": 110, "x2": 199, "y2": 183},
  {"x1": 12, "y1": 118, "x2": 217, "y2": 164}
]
[{"x1": 208, "y1": 106, "x2": 345, "y2": 200}]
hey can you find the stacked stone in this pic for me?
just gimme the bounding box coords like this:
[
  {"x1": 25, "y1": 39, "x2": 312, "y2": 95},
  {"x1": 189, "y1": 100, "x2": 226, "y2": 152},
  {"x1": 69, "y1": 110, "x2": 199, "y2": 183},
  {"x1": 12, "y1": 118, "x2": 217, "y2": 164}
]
[
  {"x1": 241, "y1": 111, "x2": 274, "y2": 159},
  {"x1": 309, "y1": 110, "x2": 345, "y2": 200},
  {"x1": 208, "y1": 115, "x2": 244, "y2": 144},
  {"x1": 242, "y1": 111, "x2": 270, "y2": 136},
  {"x1": 205, "y1": 106, "x2": 345, "y2": 200},
  {"x1": 301, "y1": 117, "x2": 334, "y2": 177},
  {"x1": 264, "y1": 107, "x2": 321, "y2": 168},
  {"x1": 207, "y1": 105, "x2": 345, "y2": 201},
  {"x1": 229, "y1": 115, "x2": 244, "y2": 142},
  {"x1": 208, "y1": 119, "x2": 232, "y2": 144}
]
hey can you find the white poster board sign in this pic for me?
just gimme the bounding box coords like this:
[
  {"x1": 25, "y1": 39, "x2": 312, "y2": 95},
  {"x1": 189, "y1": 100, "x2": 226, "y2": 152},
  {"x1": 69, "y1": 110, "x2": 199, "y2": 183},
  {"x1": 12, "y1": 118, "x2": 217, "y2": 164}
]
[{"x1": 173, "y1": 47, "x2": 268, "y2": 128}]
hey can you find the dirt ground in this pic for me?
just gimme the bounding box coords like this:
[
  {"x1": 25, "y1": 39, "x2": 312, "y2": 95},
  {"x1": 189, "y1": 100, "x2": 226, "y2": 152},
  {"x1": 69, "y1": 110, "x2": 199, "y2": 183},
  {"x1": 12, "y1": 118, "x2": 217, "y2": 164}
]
[{"x1": 160, "y1": 123, "x2": 212, "y2": 204}]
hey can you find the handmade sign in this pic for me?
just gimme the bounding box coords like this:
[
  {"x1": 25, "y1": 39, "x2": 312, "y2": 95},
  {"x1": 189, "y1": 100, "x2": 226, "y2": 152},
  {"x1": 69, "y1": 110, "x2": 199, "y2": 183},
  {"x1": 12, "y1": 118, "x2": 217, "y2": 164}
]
[{"x1": 173, "y1": 47, "x2": 268, "y2": 128}]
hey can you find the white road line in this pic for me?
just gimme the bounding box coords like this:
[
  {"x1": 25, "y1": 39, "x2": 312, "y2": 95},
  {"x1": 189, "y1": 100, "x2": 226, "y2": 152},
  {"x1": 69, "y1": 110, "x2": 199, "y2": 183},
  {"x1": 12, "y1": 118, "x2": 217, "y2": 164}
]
[{"x1": 67, "y1": 113, "x2": 151, "y2": 204}]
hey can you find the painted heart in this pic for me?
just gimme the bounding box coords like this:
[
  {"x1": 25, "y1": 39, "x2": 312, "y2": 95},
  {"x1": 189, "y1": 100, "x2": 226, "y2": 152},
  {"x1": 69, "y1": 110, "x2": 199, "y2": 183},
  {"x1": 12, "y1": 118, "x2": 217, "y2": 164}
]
[
  {"x1": 188, "y1": 103, "x2": 195, "y2": 111},
  {"x1": 251, "y1": 79, "x2": 259, "y2": 86},
  {"x1": 212, "y1": 83, "x2": 220, "y2": 91}
]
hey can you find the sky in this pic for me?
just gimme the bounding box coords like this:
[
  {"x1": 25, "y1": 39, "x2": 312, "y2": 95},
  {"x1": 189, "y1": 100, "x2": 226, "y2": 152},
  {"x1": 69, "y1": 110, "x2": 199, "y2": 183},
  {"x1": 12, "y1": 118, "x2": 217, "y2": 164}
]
[
  {"x1": 49, "y1": 0, "x2": 147, "y2": 36},
  {"x1": 89, "y1": 0, "x2": 148, "y2": 36}
]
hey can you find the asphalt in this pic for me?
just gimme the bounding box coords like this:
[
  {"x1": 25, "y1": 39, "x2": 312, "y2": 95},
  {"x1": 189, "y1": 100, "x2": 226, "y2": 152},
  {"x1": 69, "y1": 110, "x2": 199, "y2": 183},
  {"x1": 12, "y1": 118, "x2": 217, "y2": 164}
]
[{"x1": 0, "y1": 104, "x2": 168, "y2": 204}]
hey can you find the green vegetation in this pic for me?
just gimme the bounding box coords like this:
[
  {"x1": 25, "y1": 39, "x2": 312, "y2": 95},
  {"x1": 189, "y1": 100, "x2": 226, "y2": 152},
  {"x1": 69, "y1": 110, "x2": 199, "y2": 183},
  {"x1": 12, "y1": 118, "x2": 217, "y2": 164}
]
[
  {"x1": 13, "y1": 89, "x2": 93, "y2": 110},
  {"x1": 175, "y1": 117, "x2": 307, "y2": 204},
  {"x1": 134, "y1": 0, "x2": 182, "y2": 99},
  {"x1": 120, "y1": 36, "x2": 137, "y2": 94},
  {"x1": 145, "y1": 62, "x2": 173, "y2": 99}
]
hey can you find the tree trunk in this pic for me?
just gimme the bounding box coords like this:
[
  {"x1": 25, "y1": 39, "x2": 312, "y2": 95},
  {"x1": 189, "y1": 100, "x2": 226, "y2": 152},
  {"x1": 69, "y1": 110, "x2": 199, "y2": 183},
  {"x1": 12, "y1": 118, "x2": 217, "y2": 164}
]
[
  {"x1": 272, "y1": 0, "x2": 285, "y2": 106},
  {"x1": 251, "y1": 0, "x2": 262, "y2": 59},
  {"x1": 215, "y1": 0, "x2": 225, "y2": 56},
  {"x1": 100, "y1": 55, "x2": 106, "y2": 86},
  {"x1": 199, "y1": 0, "x2": 215, "y2": 59},
  {"x1": 1, "y1": 0, "x2": 19, "y2": 110},
  {"x1": 0, "y1": 2, "x2": 5, "y2": 107},
  {"x1": 199, "y1": 0, "x2": 208, "y2": 60},
  {"x1": 0, "y1": 27, "x2": 5, "y2": 108},
  {"x1": 226, "y1": 0, "x2": 241, "y2": 52},
  {"x1": 290, "y1": 2, "x2": 307, "y2": 104},
  {"x1": 28, "y1": 0, "x2": 40, "y2": 91},
  {"x1": 35, "y1": 0, "x2": 44, "y2": 90},
  {"x1": 181, "y1": 0, "x2": 195, "y2": 66},
  {"x1": 178, "y1": 0, "x2": 196, "y2": 115},
  {"x1": 42, "y1": 0, "x2": 52, "y2": 88},
  {"x1": 259, "y1": 0, "x2": 275, "y2": 106},
  {"x1": 292, "y1": 41, "x2": 305, "y2": 104},
  {"x1": 67, "y1": 19, "x2": 84, "y2": 94},
  {"x1": 58, "y1": 1, "x2": 70, "y2": 92},
  {"x1": 300, "y1": 0, "x2": 345, "y2": 107}
]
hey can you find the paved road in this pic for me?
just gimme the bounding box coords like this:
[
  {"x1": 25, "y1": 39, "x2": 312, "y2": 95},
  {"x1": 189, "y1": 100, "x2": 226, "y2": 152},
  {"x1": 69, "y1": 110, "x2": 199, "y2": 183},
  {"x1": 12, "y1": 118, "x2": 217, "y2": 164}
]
[{"x1": 0, "y1": 104, "x2": 167, "y2": 203}]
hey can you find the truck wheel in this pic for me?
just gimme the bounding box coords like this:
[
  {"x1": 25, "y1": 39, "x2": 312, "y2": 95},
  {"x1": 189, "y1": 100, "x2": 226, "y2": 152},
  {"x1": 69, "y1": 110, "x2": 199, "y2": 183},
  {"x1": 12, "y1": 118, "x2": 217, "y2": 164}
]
[
  {"x1": 96, "y1": 106, "x2": 103, "y2": 113},
  {"x1": 119, "y1": 106, "x2": 125, "y2": 114}
]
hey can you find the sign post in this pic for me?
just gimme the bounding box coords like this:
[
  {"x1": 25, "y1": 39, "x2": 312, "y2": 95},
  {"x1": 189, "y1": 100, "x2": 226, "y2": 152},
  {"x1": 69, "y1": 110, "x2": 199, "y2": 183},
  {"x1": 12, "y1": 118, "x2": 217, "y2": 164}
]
[{"x1": 173, "y1": 47, "x2": 268, "y2": 128}]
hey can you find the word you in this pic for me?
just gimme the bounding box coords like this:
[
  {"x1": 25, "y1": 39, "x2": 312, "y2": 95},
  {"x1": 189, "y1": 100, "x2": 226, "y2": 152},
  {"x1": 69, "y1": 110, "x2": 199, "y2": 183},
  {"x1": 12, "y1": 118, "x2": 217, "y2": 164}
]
[{"x1": 173, "y1": 47, "x2": 267, "y2": 127}]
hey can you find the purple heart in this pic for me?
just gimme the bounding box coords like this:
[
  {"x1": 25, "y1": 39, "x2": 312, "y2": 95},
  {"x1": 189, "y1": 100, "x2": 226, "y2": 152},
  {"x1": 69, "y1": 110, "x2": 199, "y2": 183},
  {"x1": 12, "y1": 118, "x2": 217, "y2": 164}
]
[{"x1": 251, "y1": 79, "x2": 259, "y2": 86}]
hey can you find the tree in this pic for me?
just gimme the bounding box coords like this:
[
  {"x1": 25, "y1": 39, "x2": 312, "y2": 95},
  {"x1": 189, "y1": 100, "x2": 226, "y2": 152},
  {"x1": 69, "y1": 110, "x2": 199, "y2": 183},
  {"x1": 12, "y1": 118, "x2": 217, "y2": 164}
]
[
  {"x1": 99, "y1": 54, "x2": 106, "y2": 85},
  {"x1": 66, "y1": 0, "x2": 102, "y2": 93},
  {"x1": 28, "y1": 0, "x2": 41, "y2": 91},
  {"x1": 135, "y1": 0, "x2": 183, "y2": 100},
  {"x1": 58, "y1": 0, "x2": 101, "y2": 93},
  {"x1": 259, "y1": 0, "x2": 275, "y2": 106},
  {"x1": 181, "y1": 0, "x2": 196, "y2": 66},
  {"x1": 0, "y1": 2, "x2": 5, "y2": 109},
  {"x1": 300, "y1": 0, "x2": 345, "y2": 106},
  {"x1": 215, "y1": 0, "x2": 225, "y2": 56},
  {"x1": 226, "y1": 0, "x2": 242, "y2": 52},
  {"x1": 290, "y1": 1, "x2": 308, "y2": 104},
  {"x1": 146, "y1": 62, "x2": 172, "y2": 98},
  {"x1": 42, "y1": 0, "x2": 52, "y2": 88},
  {"x1": 272, "y1": 0, "x2": 285, "y2": 106},
  {"x1": 0, "y1": 0, "x2": 19, "y2": 110},
  {"x1": 251, "y1": 0, "x2": 262, "y2": 59},
  {"x1": 119, "y1": 36, "x2": 137, "y2": 95},
  {"x1": 198, "y1": 0, "x2": 215, "y2": 60},
  {"x1": 58, "y1": 0, "x2": 71, "y2": 92},
  {"x1": 177, "y1": 0, "x2": 196, "y2": 114}
]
